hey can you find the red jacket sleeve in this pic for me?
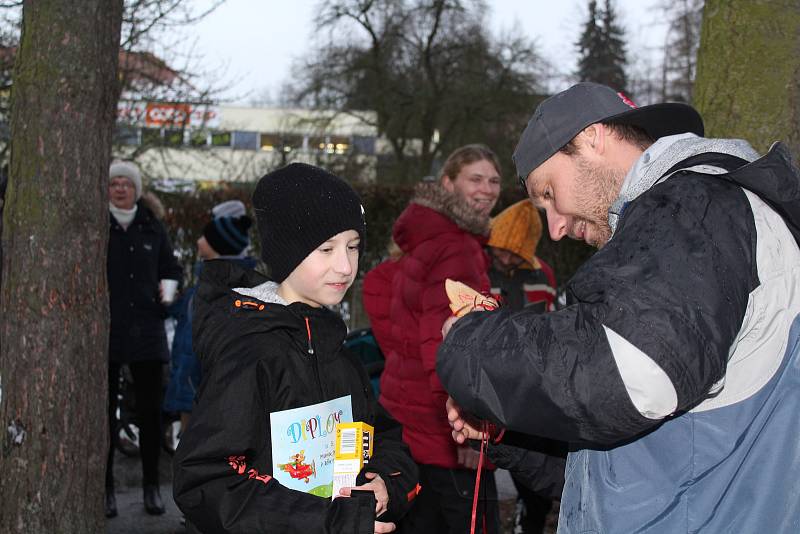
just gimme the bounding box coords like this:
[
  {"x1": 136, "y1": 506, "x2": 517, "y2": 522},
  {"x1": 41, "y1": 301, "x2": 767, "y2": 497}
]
[
  {"x1": 362, "y1": 260, "x2": 398, "y2": 360},
  {"x1": 418, "y1": 237, "x2": 489, "y2": 399}
]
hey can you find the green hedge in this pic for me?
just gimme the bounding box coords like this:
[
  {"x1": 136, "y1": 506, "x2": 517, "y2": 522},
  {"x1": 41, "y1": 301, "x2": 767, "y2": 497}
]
[{"x1": 157, "y1": 180, "x2": 594, "y2": 295}]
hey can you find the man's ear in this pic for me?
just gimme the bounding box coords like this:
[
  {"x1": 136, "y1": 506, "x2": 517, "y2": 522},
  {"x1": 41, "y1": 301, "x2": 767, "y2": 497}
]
[
  {"x1": 580, "y1": 123, "x2": 606, "y2": 156},
  {"x1": 441, "y1": 174, "x2": 455, "y2": 193}
]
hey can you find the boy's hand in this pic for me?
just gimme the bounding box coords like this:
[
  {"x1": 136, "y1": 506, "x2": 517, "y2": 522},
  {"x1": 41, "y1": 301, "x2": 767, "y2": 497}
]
[
  {"x1": 339, "y1": 472, "x2": 389, "y2": 517},
  {"x1": 374, "y1": 521, "x2": 396, "y2": 533}
]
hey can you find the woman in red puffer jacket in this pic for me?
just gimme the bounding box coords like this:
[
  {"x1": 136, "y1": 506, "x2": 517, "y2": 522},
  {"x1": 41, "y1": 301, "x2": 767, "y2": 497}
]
[{"x1": 363, "y1": 144, "x2": 502, "y2": 533}]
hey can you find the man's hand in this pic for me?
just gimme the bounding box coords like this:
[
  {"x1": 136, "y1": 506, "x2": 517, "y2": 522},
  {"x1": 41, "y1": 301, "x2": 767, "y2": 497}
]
[
  {"x1": 441, "y1": 315, "x2": 459, "y2": 339},
  {"x1": 456, "y1": 445, "x2": 481, "y2": 469},
  {"x1": 373, "y1": 521, "x2": 396, "y2": 533},
  {"x1": 446, "y1": 396, "x2": 486, "y2": 444},
  {"x1": 339, "y1": 472, "x2": 389, "y2": 517},
  {"x1": 442, "y1": 300, "x2": 495, "y2": 339}
]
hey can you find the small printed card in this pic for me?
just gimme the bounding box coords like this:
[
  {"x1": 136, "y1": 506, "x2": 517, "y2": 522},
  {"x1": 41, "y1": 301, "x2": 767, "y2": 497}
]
[
  {"x1": 269, "y1": 395, "x2": 353, "y2": 498},
  {"x1": 331, "y1": 422, "x2": 374, "y2": 499},
  {"x1": 445, "y1": 278, "x2": 499, "y2": 317}
]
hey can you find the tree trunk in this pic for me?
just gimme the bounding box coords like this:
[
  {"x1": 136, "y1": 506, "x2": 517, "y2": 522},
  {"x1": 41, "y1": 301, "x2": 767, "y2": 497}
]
[
  {"x1": 0, "y1": 1, "x2": 122, "y2": 532},
  {"x1": 694, "y1": 0, "x2": 800, "y2": 156}
]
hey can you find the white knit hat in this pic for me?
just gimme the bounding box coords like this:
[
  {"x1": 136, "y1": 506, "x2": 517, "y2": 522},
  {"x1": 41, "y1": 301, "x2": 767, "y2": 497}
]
[{"x1": 109, "y1": 160, "x2": 142, "y2": 200}]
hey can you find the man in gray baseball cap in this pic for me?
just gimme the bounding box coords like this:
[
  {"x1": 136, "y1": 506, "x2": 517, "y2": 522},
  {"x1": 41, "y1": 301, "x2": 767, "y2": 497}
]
[
  {"x1": 512, "y1": 82, "x2": 703, "y2": 184},
  {"x1": 513, "y1": 82, "x2": 704, "y2": 248},
  {"x1": 437, "y1": 82, "x2": 800, "y2": 532}
]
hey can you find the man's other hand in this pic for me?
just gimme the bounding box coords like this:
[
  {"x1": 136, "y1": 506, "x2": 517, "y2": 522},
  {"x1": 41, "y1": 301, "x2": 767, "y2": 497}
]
[
  {"x1": 441, "y1": 315, "x2": 459, "y2": 339},
  {"x1": 446, "y1": 396, "x2": 486, "y2": 444}
]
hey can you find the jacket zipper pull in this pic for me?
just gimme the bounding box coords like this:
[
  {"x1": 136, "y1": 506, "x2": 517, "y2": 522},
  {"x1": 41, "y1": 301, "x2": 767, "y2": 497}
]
[{"x1": 304, "y1": 317, "x2": 314, "y2": 355}]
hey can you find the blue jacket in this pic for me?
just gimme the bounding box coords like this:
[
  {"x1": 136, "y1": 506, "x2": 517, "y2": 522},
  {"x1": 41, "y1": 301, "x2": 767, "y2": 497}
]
[{"x1": 164, "y1": 257, "x2": 257, "y2": 413}]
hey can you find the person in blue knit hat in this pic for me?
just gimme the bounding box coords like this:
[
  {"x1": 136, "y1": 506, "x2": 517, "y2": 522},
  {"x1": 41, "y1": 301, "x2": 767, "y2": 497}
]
[{"x1": 163, "y1": 200, "x2": 256, "y2": 437}]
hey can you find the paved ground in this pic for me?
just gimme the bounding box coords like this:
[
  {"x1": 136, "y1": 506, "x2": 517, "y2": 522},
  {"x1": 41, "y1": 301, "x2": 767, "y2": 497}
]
[
  {"x1": 106, "y1": 452, "x2": 183, "y2": 534},
  {"x1": 105, "y1": 449, "x2": 550, "y2": 534}
]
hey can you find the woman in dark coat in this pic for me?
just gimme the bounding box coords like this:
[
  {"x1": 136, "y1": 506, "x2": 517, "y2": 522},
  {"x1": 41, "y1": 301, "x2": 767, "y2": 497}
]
[{"x1": 106, "y1": 160, "x2": 182, "y2": 518}]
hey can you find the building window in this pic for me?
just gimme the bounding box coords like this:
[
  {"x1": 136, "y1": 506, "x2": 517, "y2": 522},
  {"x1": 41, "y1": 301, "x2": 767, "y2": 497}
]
[
  {"x1": 210, "y1": 131, "x2": 231, "y2": 147},
  {"x1": 114, "y1": 126, "x2": 140, "y2": 146},
  {"x1": 260, "y1": 133, "x2": 302, "y2": 153},
  {"x1": 141, "y1": 127, "x2": 161, "y2": 146},
  {"x1": 190, "y1": 131, "x2": 208, "y2": 147},
  {"x1": 138, "y1": 127, "x2": 186, "y2": 147},
  {"x1": 164, "y1": 129, "x2": 184, "y2": 147},
  {"x1": 312, "y1": 135, "x2": 350, "y2": 155},
  {"x1": 352, "y1": 135, "x2": 375, "y2": 155},
  {"x1": 331, "y1": 136, "x2": 350, "y2": 155},
  {"x1": 260, "y1": 134, "x2": 279, "y2": 152},
  {"x1": 232, "y1": 131, "x2": 258, "y2": 150}
]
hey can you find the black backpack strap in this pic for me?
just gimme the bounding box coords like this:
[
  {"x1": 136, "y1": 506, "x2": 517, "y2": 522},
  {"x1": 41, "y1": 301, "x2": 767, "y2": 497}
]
[
  {"x1": 663, "y1": 152, "x2": 750, "y2": 177},
  {"x1": 663, "y1": 147, "x2": 800, "y2": 248}
]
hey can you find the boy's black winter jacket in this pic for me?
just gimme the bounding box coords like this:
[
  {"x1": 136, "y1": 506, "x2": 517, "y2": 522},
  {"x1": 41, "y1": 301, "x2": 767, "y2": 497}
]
[{"x1": 173, "y1": 260, "x2": 418, "y2": 534}]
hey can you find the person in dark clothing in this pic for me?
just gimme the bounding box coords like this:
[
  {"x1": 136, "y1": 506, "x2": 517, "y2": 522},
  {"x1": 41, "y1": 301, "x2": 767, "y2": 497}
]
[
  {"x1": 163, "y1": 200, "x2": 256, "y2": 436},
  {"x1": 173, "y1": 163, "x2": 418, "y2": 534},
  {"x1": 106, "y1": 160, "x2": 182, "y2": 518},
  {"x1": 487, "y1": 199, "x2": 556, "y2": 313}
]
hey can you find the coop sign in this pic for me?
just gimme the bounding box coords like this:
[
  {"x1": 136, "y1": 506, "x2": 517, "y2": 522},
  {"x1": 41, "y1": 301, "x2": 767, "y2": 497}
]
[{"x1": 117, "y1": 101, "x2": 221, "y2": 129}]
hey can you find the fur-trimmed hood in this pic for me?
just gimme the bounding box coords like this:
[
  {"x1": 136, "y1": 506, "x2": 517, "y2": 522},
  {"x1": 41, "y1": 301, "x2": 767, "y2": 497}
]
[
  {"x1": 410, "y1": 182, "x2": 491, "y2": 237},
  {"x1": 140, "y1": 191, "x2": 166, "y2": 220},
  {"x1": 392, "y1": 182, "x2": 491, "y2": 258}
]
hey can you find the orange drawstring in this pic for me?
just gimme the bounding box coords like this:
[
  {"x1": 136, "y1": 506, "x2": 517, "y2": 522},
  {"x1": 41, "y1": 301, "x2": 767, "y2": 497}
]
[{"x1": 304, "y1": 317, "x2": 314, "y2": 354}]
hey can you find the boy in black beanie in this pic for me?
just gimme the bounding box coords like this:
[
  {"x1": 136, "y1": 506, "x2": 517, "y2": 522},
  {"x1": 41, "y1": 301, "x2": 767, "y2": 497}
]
[{"x1": 174, "y1": 163, "x2": 418, "y2": 534}]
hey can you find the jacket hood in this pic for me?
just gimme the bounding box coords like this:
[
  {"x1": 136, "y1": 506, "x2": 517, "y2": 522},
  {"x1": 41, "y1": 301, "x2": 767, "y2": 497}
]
[
  {"x1": 393, "y1": 182, "x2": 490, "y2": 253},
  {"x1": 192, "y1": 260, "x2": 347, "y2": 372},
  {"x1": 140, "y1": 191, "x2": 166, "y2": 220},
  {"x1": 609, "y1": 133, "x2": 760, "y2": 234},
  {"x1": 487, "y1": 199, "x2": 542, "y2": 270},
  {"x1": 411, "y1": 182, "x2": 491, "y2": 236}
]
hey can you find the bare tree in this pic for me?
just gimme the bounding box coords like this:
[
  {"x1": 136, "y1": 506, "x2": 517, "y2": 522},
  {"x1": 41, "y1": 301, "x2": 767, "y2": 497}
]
[
  {"x1": 0, "y1": 2, "x2": 123, "y2": 533},
  {"x1": 659, "y1": 0, "x2": 704, "y2": 102},
  {"x1": 115, "y1": 0, "x2": 229, "y2": 161},
  {"x1": 291, "y1": 0, "x2": 543, "y2": 182},
  {"x1": 0, "y1": 1, "x2": 228, "y2": 170}
]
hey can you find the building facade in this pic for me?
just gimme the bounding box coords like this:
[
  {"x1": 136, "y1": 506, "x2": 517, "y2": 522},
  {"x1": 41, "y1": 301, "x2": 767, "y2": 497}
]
[{"x1": 114, "y1": 101, "x2": 381, "y2": 187}]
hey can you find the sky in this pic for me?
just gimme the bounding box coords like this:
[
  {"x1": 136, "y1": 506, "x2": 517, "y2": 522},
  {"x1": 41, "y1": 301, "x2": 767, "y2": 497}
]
[{"x1": 183, "y1": 0, "x2": 669, "y2": 106}]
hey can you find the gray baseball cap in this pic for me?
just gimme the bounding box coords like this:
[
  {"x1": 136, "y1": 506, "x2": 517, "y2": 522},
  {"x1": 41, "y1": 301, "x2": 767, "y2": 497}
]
[{"x1": 512, "y1": 82, "x2": 704, "y2": 180}]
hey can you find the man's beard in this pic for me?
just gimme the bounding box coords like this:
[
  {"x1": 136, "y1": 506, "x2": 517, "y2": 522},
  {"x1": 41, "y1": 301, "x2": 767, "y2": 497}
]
[{"x1": 574, "y1": 157, "x2": 623, "y2": 248}]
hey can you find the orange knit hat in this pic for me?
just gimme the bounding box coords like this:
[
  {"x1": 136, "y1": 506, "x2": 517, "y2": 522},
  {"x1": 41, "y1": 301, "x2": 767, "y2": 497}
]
[{"x1": 488, "y1": 199, "x2": 542, "y2": 269}]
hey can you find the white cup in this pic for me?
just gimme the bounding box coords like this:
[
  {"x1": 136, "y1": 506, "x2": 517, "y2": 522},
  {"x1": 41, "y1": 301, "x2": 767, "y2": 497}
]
[{"x1": 160, "y1": 279, "x2": 179, "y2": 305}]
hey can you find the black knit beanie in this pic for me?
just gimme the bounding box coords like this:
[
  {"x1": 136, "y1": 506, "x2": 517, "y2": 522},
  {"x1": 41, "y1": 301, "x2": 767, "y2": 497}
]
[
  {"x1": 252, "y1": 163, "x2": 366, "y2": 282},
  {"x1": 203, "y1": 215, "x2": 252, "y2": 256}
]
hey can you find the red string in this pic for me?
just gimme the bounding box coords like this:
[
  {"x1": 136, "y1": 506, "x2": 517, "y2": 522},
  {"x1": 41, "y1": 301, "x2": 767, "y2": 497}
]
[{"x1": 469, "y1": 421, "x2": 490, "y2": 534}]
